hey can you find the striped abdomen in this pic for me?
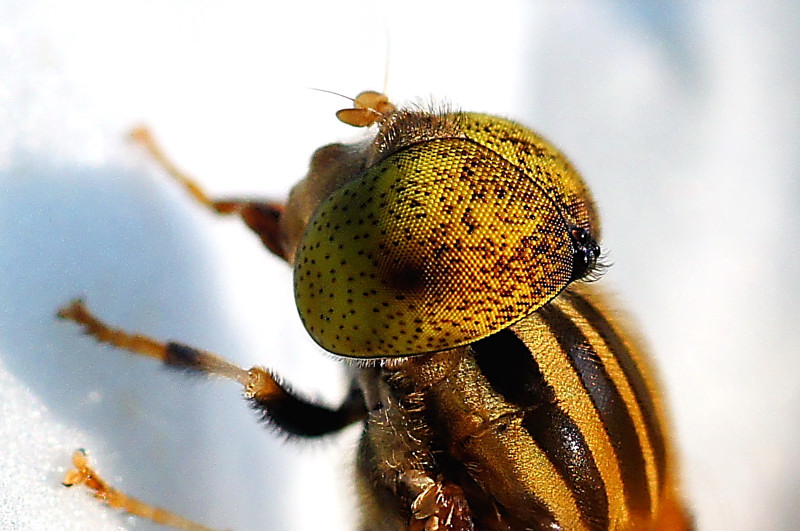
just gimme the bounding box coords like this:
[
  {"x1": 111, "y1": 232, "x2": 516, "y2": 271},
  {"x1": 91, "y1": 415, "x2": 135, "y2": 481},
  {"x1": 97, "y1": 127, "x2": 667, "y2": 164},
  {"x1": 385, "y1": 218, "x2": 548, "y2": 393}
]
[{"x1": 371, "y1": 285, "x2": 690, "y2": 530}]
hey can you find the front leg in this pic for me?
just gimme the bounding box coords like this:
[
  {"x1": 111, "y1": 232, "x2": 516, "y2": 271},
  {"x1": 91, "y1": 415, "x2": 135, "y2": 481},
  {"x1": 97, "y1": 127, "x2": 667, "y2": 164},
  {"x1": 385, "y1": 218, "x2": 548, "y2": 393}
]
[
  {"x1": 58, "y1": 299, "x2": 367, "y2": 437},
  {"x1": 63, "y1": 449, "x2": 223, "y2": 531},
  {"x1": 406, "y1": 472, "x2": 473, "y2": 531},
  {"x1": 57, "y1": 299, "x2": 367, "y2": 529},
  {"x1": 356, "y1": 367, "x2": 476, "y2": 531},
  {"x1": 357, "y1": 437, "x2": 475, "y2": 531},
  {"x1": 130, "y1": 127, "x2": 290, "y2": 261}
]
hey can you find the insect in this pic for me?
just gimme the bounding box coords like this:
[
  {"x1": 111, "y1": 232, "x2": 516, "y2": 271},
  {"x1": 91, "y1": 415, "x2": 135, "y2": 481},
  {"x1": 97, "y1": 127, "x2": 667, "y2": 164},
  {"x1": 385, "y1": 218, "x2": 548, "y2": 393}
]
[{"x1": 58, "y1": 91, "x2": 692, "y2": 530}]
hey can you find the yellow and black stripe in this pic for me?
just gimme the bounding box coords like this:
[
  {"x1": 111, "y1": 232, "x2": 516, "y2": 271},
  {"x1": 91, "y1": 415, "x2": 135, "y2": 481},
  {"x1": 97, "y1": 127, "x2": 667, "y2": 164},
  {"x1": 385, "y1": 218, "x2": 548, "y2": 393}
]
[{"x1": 397, "y1": 285, "x2": 687, "y2": 530}]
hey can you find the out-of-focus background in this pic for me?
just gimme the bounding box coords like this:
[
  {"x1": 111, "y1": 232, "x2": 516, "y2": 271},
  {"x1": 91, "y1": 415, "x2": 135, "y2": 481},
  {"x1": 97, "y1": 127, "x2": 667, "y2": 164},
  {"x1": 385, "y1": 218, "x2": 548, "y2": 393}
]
[{"x1": 1, "y1": 2, "x2": 798, "y2": 530}]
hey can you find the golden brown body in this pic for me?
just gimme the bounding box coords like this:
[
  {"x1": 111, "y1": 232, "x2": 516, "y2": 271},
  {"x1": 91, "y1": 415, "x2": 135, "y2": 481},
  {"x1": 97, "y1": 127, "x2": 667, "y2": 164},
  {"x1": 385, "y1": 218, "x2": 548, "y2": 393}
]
[{"x1": 57, "y1": 93, "x2": 691, "y2": 530}]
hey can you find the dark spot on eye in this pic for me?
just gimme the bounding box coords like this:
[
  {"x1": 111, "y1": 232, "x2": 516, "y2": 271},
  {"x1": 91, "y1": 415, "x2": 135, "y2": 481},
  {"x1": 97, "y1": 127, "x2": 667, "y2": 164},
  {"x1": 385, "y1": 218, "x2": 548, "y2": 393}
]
[{"x1": 381, "y1": 258, "x2": 428, "y2": 294}]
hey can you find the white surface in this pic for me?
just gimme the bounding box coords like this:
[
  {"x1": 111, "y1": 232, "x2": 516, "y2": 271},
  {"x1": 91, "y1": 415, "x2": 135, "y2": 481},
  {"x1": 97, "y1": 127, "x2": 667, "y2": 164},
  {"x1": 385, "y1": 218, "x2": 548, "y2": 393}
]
[
  {"x1": 0, "y1": 359, "x2": 122, "y2": 530},
  {"x1": 1, "y1": 2, "x2": 798, "y2": 530}
]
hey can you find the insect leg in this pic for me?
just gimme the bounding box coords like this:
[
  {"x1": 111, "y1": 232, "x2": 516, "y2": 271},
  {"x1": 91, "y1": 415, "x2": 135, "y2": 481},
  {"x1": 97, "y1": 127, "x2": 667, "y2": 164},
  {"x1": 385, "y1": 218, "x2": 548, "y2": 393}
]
[
  {"x1": 407, "y1": 473, "x2": 473, "y2": 531},
  {"x1": 57, "y1": 299, "x2": 367, "y2": 437},
  {"x1": 63, "y1": 449, "x2": 222, "y2": 531},
  {"x1": 129, "y1": 126, "x2": 289, "y2": 261},
  {"x1": 356, "y1": 407, "x2": 476, "y2": 530}
]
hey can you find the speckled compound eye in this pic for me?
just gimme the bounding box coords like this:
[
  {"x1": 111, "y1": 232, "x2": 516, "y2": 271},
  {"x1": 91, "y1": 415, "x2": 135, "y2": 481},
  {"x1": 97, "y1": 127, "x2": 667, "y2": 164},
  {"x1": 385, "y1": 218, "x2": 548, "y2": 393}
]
[{"x1": 293, "y1": 130, "x2": 584, "y2": 358}]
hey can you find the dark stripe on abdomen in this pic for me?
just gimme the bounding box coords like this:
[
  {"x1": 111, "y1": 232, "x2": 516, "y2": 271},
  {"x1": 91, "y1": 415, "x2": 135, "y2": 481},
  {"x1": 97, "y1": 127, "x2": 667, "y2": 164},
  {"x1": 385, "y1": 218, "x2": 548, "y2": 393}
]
[
  {"x1": 473, "y1": 329, "x2": 609, "y2": 530},
  {"x1": 565, "y1": 290, "x2": 668, "y2": 489},
  {"x1": 540, "y1": 303, "x2": 651, "y2": 517}
]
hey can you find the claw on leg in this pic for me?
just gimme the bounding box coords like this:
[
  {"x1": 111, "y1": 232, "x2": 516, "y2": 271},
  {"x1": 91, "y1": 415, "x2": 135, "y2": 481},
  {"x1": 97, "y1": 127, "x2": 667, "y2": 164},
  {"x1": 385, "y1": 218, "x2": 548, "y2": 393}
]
[
  {"x1": 63, "y1": 449, "x2": 223, "y2": 531},
  {"x1": 409, "y1": 476, "x2": 474, "y2": 531}
]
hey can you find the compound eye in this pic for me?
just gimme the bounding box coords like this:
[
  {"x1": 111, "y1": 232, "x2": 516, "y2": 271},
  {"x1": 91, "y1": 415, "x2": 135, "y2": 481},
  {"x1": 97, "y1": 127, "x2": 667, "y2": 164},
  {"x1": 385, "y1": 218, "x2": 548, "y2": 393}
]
[
  {"x1": 293, "y1": 138, "x2": 578, "y2": 358},
  {"x1": 569, "y1": 226, "x2": 601, "y2": 281}
]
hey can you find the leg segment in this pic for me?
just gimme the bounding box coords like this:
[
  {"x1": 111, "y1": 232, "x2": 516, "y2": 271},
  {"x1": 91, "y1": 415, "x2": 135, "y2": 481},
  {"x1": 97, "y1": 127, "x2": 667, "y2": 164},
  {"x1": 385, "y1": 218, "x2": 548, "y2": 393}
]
[
  {"x1": 63, "y1": 450, "x2": 223, "y2": 531},
  {"x1": 357, "y1": 439, "x2": 476, "y2": 531},
  {"x1": 130, "y1": 127, "x2": 290, "y2": 261},
  {"x1": 58, "y1": 299, "x2": 367, "y2": 437},
  {"x1": 408, "y1": 474, "x2": 473, "y2": 531},
  {"x1": 58, "y1": 299, "x2": 367, "y2": 529}
]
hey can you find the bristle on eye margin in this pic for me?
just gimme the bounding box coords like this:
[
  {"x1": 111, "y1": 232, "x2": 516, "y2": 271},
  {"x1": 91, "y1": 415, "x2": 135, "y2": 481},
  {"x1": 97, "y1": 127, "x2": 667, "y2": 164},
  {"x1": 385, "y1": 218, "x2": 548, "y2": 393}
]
[{"x1": 581, "y1": 249, "x2": 611, "y2": 283}]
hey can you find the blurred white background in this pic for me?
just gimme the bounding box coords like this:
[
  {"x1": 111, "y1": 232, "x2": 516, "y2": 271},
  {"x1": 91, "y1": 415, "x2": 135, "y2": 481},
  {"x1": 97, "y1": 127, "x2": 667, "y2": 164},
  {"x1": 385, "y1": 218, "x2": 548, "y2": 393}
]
[{"x1": 1, "y1": 2, "x2": 798, "y2": 530}]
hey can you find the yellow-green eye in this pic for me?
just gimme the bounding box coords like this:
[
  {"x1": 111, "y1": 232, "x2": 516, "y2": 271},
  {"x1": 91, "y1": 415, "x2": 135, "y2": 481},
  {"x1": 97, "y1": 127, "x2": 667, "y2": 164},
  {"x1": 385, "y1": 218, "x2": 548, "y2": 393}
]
[{"x1": 293, "y1": 111, "x2": 597, "y2": 358}]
